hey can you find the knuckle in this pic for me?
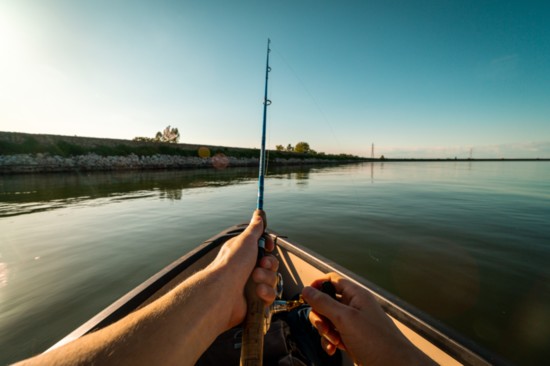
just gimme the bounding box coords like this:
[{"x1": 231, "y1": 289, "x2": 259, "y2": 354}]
[{"x1": 252, "y1": 268, "x2": 265, "y2": 282}]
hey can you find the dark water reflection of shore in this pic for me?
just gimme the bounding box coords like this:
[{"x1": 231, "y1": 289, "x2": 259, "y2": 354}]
[{"x1": 0, "y1": 166, "x2": 318, "y2": 217}]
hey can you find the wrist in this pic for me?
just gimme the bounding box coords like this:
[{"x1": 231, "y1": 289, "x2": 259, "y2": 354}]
[
  {"x1": 206, "y1": 243, "x2": 255, "y2": 293},
  {"x1": 197, "y1": 264, "x2": 244, "y2": 328}
]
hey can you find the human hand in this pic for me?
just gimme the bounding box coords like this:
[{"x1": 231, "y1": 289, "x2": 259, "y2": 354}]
[
  {"x1": 302, "y1": 272, "x2": 436, "y2": 366},
  {"x1": 208, "y1": 210, "x2": 278, "y2": 330}
]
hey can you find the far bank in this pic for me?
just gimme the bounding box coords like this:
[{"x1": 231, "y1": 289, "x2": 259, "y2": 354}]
[{"x1": 0, "y1": 132, "x2": 365, "y2": 174}]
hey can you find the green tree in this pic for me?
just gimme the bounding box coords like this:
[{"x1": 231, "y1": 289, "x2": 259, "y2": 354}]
[
  {"x1": 286, "y1": 144, "x2": 294, "y2": 152},
  {"x1": 294, "y1": 141, "x2": 310, "y2": 153},
  {"x1": 275, "y1": 145, "x2": 284, "y2": 151},
  {"x1": 133, "y1": 126, "x2": 180, "y2": 143},
  {"x1": 157, "y1": 126, "x2": 180, "y2": 143}
]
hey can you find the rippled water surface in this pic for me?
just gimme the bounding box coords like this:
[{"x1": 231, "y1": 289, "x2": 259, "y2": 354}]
[{"x1": 1, "y1": 162, "x2": 549, "y2": 365}]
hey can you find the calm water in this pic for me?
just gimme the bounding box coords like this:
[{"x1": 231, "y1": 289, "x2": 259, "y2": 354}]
[{"x1": 1, "y1": 162, "x2": 549, "y2": 365}]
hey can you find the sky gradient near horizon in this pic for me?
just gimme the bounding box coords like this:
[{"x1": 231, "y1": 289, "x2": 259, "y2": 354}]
[{"x1": 1, "y1": 0, "x2": 549, "y2": 158}]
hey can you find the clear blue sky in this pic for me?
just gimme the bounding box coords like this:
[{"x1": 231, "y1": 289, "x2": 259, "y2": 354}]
[{"x1": 1, "y1": 0, "x2": 549, "y2": 158}]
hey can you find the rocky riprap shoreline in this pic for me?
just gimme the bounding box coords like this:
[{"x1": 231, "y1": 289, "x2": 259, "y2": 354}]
[
  {"x1": 0, "y1": 153, "x2": 250, "y2": 173},
  {"x1": 0, "y1": 153, "x2": 346, "y2": 174}
]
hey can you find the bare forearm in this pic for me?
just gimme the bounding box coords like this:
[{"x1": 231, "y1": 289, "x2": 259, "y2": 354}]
[
  {"x1": 16, "y1": 212, "x2": 272, "y2": 366},
  {"x1": 18, "y1": 267, "x2": 233, "y2": 366}
]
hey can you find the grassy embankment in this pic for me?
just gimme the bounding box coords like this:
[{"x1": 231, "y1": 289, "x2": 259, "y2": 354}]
[{"x1": 0, "y1": 132, "x2": 364, "y2": 162}]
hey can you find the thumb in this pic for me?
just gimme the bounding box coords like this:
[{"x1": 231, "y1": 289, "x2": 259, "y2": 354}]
[
  {"x1": 244, "y1": 210, "x2": 265, "y2": 238},
  {"x1": 302, "y1": 286, "x2": 346, "y2": 326}
]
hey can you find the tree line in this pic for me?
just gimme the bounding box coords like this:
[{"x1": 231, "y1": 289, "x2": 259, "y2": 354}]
[
  {"x1": 130, "y1": 128, "x2": 361, "y2": 159},
  {"x1": 133, "y1": 126, "x2": 180, "y2": 143},
  {"x1": 275, "y1": 141, "x2": 322, "y2": 155}
]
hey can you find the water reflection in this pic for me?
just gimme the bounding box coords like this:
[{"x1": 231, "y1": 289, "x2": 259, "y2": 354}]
[
  {"x1": 0, "y1": 165, "x2": 340, "y2": 217},
  {"x1": 370, "y1": 162, "x2": 374, "y2": 183},
  {"x1": 0, "y1": 169, "x2": 249, "y2": 216},
  {"x1": 294, "y1": 171, "x2": 309, "y2": 185},
  {"x1": 276, "y1": 170, "x2": 310, "y2": 186},
  {"x1": 158, "y1": 187, "x2": 183, "y2": 201}
]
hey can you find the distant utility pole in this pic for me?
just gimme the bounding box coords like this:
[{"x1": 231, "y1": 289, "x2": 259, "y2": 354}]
[{"x1": 371, "y1": 143, "x2": 374, "y2": 159}]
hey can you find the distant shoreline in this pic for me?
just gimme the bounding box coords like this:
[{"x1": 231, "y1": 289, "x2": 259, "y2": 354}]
[
  {"x1": 0, "y1": 131, "x2": 364, "y2": 174},
  {"x1": 0, "y1": 132, "x2": 547, "y2": 174}
]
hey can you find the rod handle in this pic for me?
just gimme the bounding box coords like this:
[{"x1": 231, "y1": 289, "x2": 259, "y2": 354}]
[
  {"x1": 240, "y1": 210, "x2": 268, "y2": 366},
  {"x1": 240, "y1": 279, "x2": 266, "y2": 366}
]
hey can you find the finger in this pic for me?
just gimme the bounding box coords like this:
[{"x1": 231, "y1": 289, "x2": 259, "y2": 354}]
[
  {"x1": 252, "y1": 267, "x2": 278, "y2": 288},
  {"x1": 255, "y1": 283, "x2": 276, "y2": 304},
  {"x1": 243, "y1": 211, "x2": 265, "y2": 239},
  {"x1": 255, "y1": 209, "x2": 267, "y2": 228},
  {"x1": 264, "y1": 234, "x2": 275, "y2": 252},
  {"x1": 302, "y1": 286, "x2": 348, "y2": 328},
  {"x1": 259, "y1": 254, "x2": 279, "y2": 272},
  {"x1": 309, "y1": 310, "x2": 342, "y2": 347},
  {"x1": 310, "y1": 273, "x2": 373, "y2": 308},
  {"x1": 308, "y1": 310, "x2": 331, "y2": 333},
  {"x1": 321, "y1": 336, "x2": 337, "y2": 356},
  {"x1": 309, "y1": 272, "x2": 343, "y2": 292}
]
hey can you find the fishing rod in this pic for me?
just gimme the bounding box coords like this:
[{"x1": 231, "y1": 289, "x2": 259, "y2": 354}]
[
  {"x1": 240, "y1": 38, "x2": 271, "y2": 366},
  {"x1": 257, "y1": 39, "x2": 271, "y2": 215}
]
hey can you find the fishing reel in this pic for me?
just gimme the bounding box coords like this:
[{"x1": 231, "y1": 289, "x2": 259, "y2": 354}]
[
  {"x1": 263, "y1": 274, "x2": 337, "y2": 333},
  {"x1": 263, "y1": 273, "x2": 304, "y2": 333}
]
